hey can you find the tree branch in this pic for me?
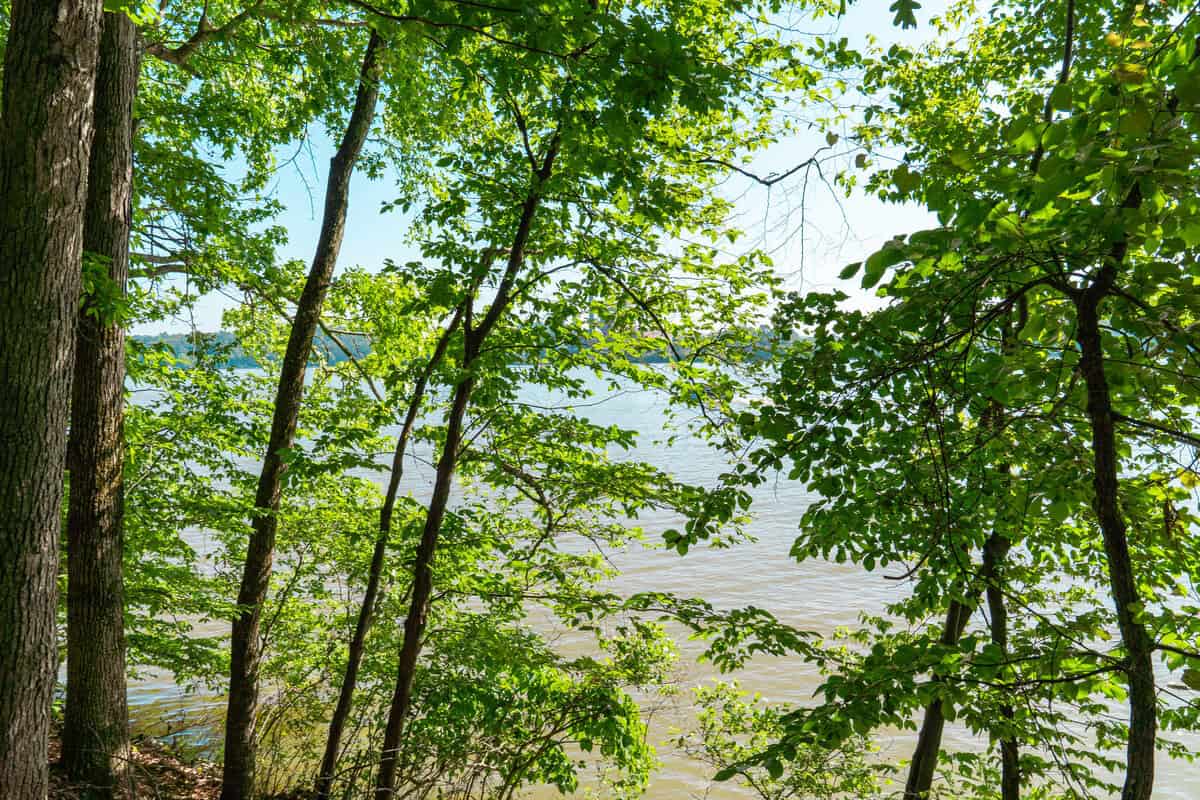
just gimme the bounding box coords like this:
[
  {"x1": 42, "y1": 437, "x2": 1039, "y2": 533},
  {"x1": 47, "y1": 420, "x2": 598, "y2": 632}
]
[
  {"x1": 145, "y1": 1, "x2": 267, "y2": 68},
  {"x1": 1112, "y1": 412, "x2": 1200, "y2": 450}
]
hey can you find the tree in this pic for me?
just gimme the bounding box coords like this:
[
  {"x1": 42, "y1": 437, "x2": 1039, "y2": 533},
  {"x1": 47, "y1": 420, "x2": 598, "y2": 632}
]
[
  {"x1": 734, "y1": 0, "x2": 1200, "y2": 797},
  {"x1": 314, "y1": 293, "x2": 459, "y2": 800},
  {"x1": 0, "y1": 2, "x2": 103, "y2": 798},
  {"x1": 358, "y1": 0, "x2": 791, "y2": 791},
  {"x1": 221, "y1": 27, "x2": 387, "y2": 800},
  {"x1": 63, "y1": 11, "x2": 141, "y2": 794},
  {"x1": 60, "y1": 2, "x2": 343, "y2": 790}
]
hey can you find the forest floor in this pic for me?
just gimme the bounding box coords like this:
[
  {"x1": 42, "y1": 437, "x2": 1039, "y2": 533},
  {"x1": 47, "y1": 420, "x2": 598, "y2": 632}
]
[
  {"x1": 47, "y1": 728, "x2": 316, "y2": 800},
  {"x1": 49, "y1": 729, "x2": 225, "y2": 800}
]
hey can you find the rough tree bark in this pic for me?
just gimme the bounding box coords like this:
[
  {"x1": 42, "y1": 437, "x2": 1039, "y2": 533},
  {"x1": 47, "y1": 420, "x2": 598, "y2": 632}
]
[
  {"x1": 220, "y1": 31, "x2": 386, "y2": 800},
  {"x1": 373, "y1": 138, "x2": 559, "y2": 798},
  {"x1": 62, "y1": 12, "x2": 141, "y2": 796},
  {"x1": 1074, "y1": 270, "x2": 1157, "y2": 800},
  {"x1": 315, "y1": 304, "x2": 465, "y2": 800},
  {"x1": 0, "y1": 3, "x2": 103, "y2": 799}
]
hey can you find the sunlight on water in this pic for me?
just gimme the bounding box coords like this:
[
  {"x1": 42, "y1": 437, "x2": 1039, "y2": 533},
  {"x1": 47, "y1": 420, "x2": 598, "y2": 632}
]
[{"x1": 132, "y1": 371, "x2": 1200, "y2": 799}]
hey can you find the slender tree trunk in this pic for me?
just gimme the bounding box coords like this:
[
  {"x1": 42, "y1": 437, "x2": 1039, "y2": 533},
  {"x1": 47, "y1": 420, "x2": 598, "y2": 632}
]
[
  {"x1": 984, "y1": 315, "x2": 1023, "y2": 800},
  {"x1": 61, "y1": 13, "x2": 141, "y2": 796},
  {"x1": 314, "y1": 305, "x2": 464, "y2": 800},
  {"x1": 0, "y1": 3, "x2": 103, "y2": 798},
  {"x1": 220, "y1": 31, "x2": 385, "y2": 800},
  {"x1": 904, "y1": 528, "x2": 1019, "y2": 800},
  {"x1": 373, "y1": 139, "x2": 558, "y2": 799},
  {"x1": 904, "y1": 597, "x2": 973, "y2": 799},
  {"x1": 982, "y1": 533, "x2": 1019, "y2": 800},
  {"x1": 1074, "y1": 276, "x2": 1156, "y2": 800},
  {"x1": 373, "y1": 373, "x2": 476, "y2": 797}
]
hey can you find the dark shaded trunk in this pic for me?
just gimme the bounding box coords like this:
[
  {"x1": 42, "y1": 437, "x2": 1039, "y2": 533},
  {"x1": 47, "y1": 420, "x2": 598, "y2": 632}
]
[
  {"x1": 984, "y1": 315, "x2": 1022, "y2": 800},
  {"x1": 373, "y1": 373, "x2": 476, "y2": 797},
  {"x1": 1074, "y1": 276, "x2": 1156, "y2": 800},
  {"x1": 62, "y1": 11, "x2": 141, "y2": 797},
  {"x1": 982, "y1": 533, "x2": 1019, "y2": 800},
  {"x1": 904, "y1": 527, "x2": 1019, "y2": 800},
  {"x1": 903, "y1": 597, "x2": 973, "y2": 799},
  {"x1": 315, "y1": 305, "x2": 464, "y2": 800},
  {"x1": 220, "y1": 31, "x2": 385, "y2": 800},
  {"x1": 0, "y1": 3, "x2": 103, "y2": 798},
  {"x1": 373, "y1": 139, "x2": 559, "y2": 799}
]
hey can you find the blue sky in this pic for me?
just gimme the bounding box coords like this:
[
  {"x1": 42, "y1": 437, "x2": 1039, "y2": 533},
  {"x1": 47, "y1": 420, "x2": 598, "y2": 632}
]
[{"x1": 139, "y1": 0, "x2": 951, "y2": 334}]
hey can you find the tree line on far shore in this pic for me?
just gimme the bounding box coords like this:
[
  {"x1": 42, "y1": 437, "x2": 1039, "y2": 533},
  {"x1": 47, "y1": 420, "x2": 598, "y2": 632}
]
[{"x1": 1, "y1": 1, "x2": 1198, "y2": 799}]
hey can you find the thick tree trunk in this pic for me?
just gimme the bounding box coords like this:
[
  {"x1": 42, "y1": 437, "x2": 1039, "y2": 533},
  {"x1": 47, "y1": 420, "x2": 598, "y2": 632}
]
[
  {"x1": 982, "y1": 533, "x2": 1020, "y2": 800},
  {"x1": 315, "y1": 306, "x2": 464, "y2": 800},
  {"x1": 220, "y1": 31, "x2": 385, "y2": 800},
  {"x1": 0, "y1": 3, "x2": 103, "y2": 798},
  {"x1": 903, "y1": 597, "x2": 973, "y2": 799},
  {"x1": 62, "y1": 13, "x2": 141, "y2": 796},
  {"x1": 1074, "y1": 278, "x2": 1156, "y2": 800}
]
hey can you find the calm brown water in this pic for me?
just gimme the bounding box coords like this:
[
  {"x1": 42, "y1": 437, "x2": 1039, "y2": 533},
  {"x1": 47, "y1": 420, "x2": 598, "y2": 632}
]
[{"x1": 129, "y1": 374, "x2": 1200, "y2": 798}]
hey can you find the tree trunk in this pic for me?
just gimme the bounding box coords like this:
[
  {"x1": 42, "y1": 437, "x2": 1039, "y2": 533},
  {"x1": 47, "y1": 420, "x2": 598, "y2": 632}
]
[
  {"x1": 220, "y1": 31, "x2": 385, "y2": 800},
  {"x1": 373, "y1": 373, "x2": 476, "y2": 798},
  {"x1": 982, "y1": 533, "x2": 1020, "y2": 800},
  {"x1": 903, "y1": 527, "x2": 1020, "y2": 800},
  {"x1": 315, "y1": 306, "x2": 464, "y2": 800},
  {"x1": 1074, "y1": 277, "x2": 1156, "y2": 800},
  {"x1": 373, "y1": 138, "x2": 558, "y2": 798},
  {"x1": 903, "y1": 597, "x2": 973, "y2": 799},
  {"x1": 0, "y1": 3, "x2": 103, "y2": 798},
  {"x1": 61, "y1": 13, "x2": 140, "y2": 796}
]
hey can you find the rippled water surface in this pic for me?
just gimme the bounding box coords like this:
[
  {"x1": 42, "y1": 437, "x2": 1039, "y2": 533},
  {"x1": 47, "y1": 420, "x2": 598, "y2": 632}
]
[{"x1": 130, "y1": 373, "x2": 1200, "y2": 798}]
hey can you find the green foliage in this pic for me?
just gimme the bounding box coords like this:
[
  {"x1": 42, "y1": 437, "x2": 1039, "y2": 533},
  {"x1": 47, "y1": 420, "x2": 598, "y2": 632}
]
[
  {"x1": 677, "y1": 682, "x2": 879, "y2": 799},
  {"x1": 103, "y1": 0, "x2": 158, "y2": 24},
  {"x1": 730, "y1": 0, "x2": 1200, "y2": 794},
  {"x1": 44, "y1": 0, "x2": 1200, "y2": 796},
  {"x1": 97, "y1": 1, "x2": 820, "y2": 796},
  {"x1": 81, "y1": 251, "x2": 129, "y2": 325}
]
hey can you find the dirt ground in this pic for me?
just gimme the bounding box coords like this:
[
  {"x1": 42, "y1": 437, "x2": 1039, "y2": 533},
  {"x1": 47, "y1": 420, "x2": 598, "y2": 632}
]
[{"x1": 49, "y1": 730, "x2": 225, "y2": 800}]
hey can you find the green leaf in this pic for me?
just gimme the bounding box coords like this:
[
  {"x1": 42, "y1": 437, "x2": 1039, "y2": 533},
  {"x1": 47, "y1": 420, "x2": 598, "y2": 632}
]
[
  {"x1": 104, "y1": 0, "x2": 157, "y2": 23},
  {"x1": 1118, "y1": 106, "x2": 1153, "y2": 137},
  {"x1": 892, "y1": 164, "x2": 921, "y2": 195},
  {"x1": 714, "y1": 766, "x2": 739, "y2": 782},
  {"x1": 1114, "y1": 62, "x2": 1148, "y2": 83},
  {"x1": 1049, "y1": 84, "x2": 1073, "y2": 111},
  {"x1": 889, "y1": 0, "x2": 922, "y2": 29},
  {"x1": 861, "y1": 242, "x2": 906, "y2": 289}
]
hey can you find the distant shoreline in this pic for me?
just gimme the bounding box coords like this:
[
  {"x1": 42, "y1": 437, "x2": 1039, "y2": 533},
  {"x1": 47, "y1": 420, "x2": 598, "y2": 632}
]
[
  {"x1": 132, "y1": 331, "x2": 371, "y2": 369},
  {"x1": 130, "y1": 331, "x2": 734, "y2": 368}
]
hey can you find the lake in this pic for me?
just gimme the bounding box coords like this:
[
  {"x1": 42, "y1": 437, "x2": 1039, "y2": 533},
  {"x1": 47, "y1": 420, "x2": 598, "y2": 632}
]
[{"x1": 127, "y1": 371, "x2": 1200, "y2": 799}]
